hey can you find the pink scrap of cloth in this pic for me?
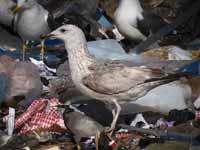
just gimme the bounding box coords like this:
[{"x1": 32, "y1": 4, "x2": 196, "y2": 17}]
[
  {"x1": 196, "y1": 111, "x2": 200, "y2": 120},
  {"x1": 15, "y1": 98, "x2": 66, "y2": 133}
]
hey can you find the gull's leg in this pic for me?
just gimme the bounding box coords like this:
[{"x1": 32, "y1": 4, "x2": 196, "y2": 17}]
[
  {"x1": 95, "y1": 132, "x2": 100, "y2": 150},
  {"x1": 112, "y1": 109, "x2": 116, "y2": 120},
  {"x1": 22, "y1": 40, "x2": 28, "y2": 61},
  {"x1": 40, "y1": 40, "x2": 45, "y2": 62},
  {"x1": 98, "y1": 27, "x2": 109, "y2": 39},
  {"x1": 77, "y1": 144, "x2": 81, "y2": 150},
  {"x1": 110, "y1": 98, "x2": 121, "y2": 131}
]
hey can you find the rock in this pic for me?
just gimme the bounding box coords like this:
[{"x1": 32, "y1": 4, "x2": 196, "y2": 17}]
[{"x1": 0, "y1": 56, "x2": 42, "y2": 108}]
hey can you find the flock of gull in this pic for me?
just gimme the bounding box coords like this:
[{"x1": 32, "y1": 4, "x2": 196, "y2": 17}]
[
  {"x1": 0, "y1": 0, "x2": 194, "y2": 134},
  {"x1": 0, "y1": 0, "x2": 99, "y2": 60}
]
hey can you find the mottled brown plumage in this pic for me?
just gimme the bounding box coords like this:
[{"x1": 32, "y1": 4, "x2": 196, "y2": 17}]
[{"x1": 45, "y1": 24, "x2": 187, "y2": 131}]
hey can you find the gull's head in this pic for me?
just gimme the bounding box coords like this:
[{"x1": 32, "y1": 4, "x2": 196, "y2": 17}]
[
  {"x1": 12, "y1": 0, "x2": 35, "y2": 13},
  {"x1": 43, "y1": 25, "x2": 83, "y2": 40},
  {"x1": 42, "y1": 25, "x2": 87, "y2": 52},
  {"x1": 17, "y1": 0, "x2": 36, "y2": 7}
]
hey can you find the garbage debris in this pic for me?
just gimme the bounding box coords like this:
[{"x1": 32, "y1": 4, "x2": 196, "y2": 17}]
[
  {"x1": 15, "y1": 98, "x2": 66, "y2": 134},
  {"x1": 142, "y1": 46, "x2": 193, "y2": 60},
  {"x1": 1, "y1": 0, "x2": 200, "y2": 149},
  {"x1": 8, "y1": 107, "x2": 15, "y2": 136},
  {"x1": 168, "y1": 109, "x2": 195, "y2": 124}
]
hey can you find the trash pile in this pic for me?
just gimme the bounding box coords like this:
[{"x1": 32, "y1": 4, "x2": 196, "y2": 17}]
[{"x1": 0, "y1": 0, "x2": 200, "y2": 149}]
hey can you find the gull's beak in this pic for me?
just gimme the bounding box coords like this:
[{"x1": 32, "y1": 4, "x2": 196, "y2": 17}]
[
  {"x1": 40, "y1": 34, "x2": 56, "y2": 40},
  {"x1": 11, "y1": 5, "x2": 22, "y2": 14}
]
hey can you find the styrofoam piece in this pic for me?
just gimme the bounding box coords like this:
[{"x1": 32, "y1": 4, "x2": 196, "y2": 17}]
[
  {"x1": 8, "y1": 107, "x2": 15, "y2": 136},
  {"x1": 168, "y1": 46, "x2": 192, "y2": 60}
]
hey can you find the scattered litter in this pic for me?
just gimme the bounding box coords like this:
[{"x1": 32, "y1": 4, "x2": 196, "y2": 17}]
[
  {"x1": 142, "y1": 46, "x2": 193, "y2": 60},
  {"x1": 168, "y1": 46, "x2": 192, "y2": 60},
  {"x1": 130, "y1": 113, "x2": 153, "y2": 129},
  {"x1": 0, "y1": 0, "x2": 200, "y2": 149},
  {"x1": 8, "y1": 107, "x2": 15, "y2": 136},
  {"x1": 168, "y1": 109, "x2": 195, "y2": 124},
  {"x1": 15, "y1": 98, "x2": 66, "y2": 134}
]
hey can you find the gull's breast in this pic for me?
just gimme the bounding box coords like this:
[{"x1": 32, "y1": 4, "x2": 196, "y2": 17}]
[{"x1": 15, "y1": 6, "x2": 50, "y2": 40}]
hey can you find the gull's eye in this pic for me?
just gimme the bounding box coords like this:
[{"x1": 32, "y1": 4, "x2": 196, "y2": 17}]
[{"x1": 60, "y1": 29, "x2": 66, "y2": 33}]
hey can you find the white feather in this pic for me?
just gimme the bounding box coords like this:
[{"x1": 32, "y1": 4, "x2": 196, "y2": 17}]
[{"x1": 114, "y1": 0, "x2": 146, "y2": 41}]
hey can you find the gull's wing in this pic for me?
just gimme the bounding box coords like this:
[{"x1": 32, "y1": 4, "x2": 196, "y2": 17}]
[
  {"x1": 83, "y1": 65, "x2": 167, "y2": 95},
  {"x1": 0, "y1": 24, "x2": 21, "y2": 50},
  {"x1": 0, "y1": 0, "x2": 16, "y2": 27},
  {"x1": 83, "y1": 60, "x2": 190, "y2": 95},
  {"x1": 89, "y1": 58, "x2": 194, "y2": 74}
]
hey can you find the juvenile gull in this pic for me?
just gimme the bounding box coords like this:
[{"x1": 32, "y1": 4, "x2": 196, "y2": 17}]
[
  {"x1": 114, "y1": 0, "x2": 166, "y2": 43},
  {"x1": 44, "y1": 25, "x2": 188, "y2": 132}
]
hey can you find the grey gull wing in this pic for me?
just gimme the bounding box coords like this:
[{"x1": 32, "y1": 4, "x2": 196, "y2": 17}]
[{"x1": 83, "y1": 65, "x2": 165, "y2": 95}]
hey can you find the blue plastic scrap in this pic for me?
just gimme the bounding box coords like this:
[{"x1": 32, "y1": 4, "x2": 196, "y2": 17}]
[
  {"x1": 178, "y1": 59, "x2": 200, "y2": 77},
  {"x1": 96, "y1": 8, "x2": 113, "y2": 29}
]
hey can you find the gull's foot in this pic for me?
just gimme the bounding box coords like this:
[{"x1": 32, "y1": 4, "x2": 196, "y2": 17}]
[
  {"x1": 77, "y1": 144, "x2": 81, "y2": 150},
  {"x1": 104, "y1": 126, "x2": 115, "y2": 138},
  {"x1": 22, "y1": 42, "x2": 27, "y2": 61},
  {"x1": 40, "y1": 40, "x2": 45, "y2": 62}
]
